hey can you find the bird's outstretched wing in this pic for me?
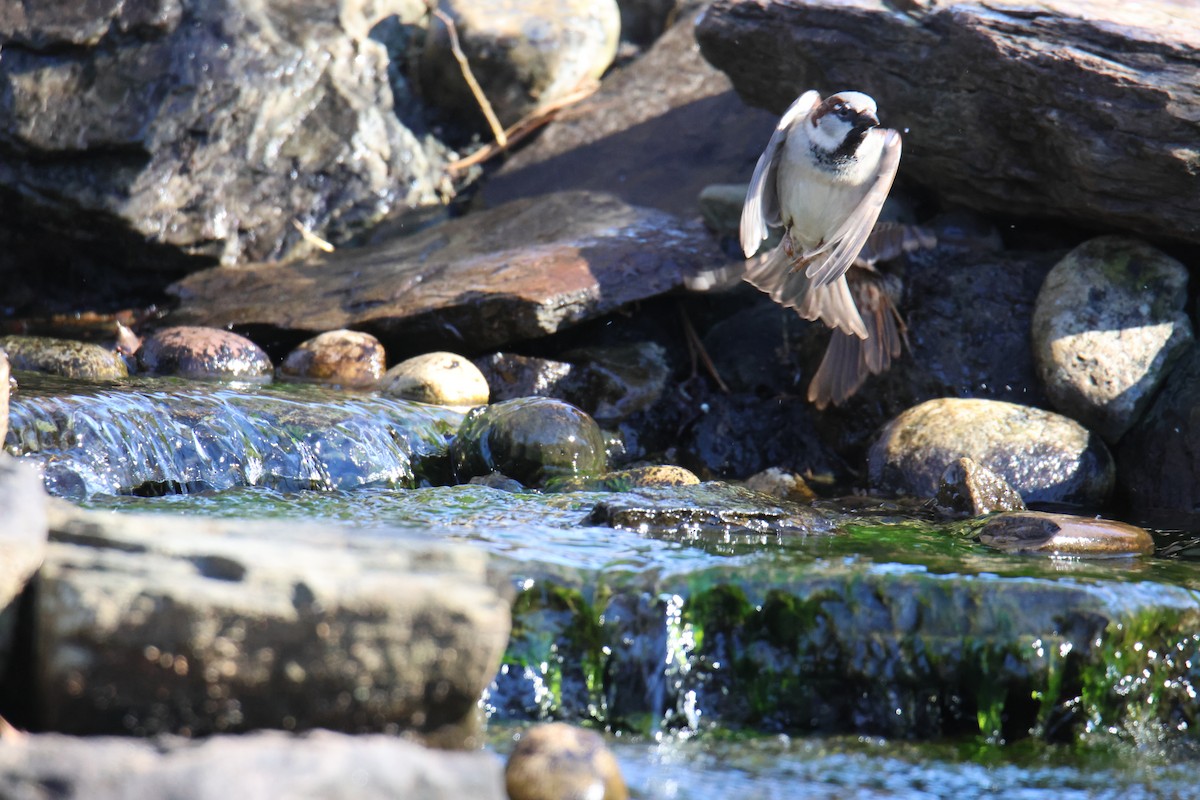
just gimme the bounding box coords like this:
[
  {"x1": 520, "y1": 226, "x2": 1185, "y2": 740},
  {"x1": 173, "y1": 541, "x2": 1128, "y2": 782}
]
[
  {"x1": 804, "y1": 129, "x2": 902, "y2": 288},
  {"x1": 744, "y1": 236, "x2": 868, "y2": 338},
  {"x1": 739, "y1": 90, "x2": 821, "y2": 258}
]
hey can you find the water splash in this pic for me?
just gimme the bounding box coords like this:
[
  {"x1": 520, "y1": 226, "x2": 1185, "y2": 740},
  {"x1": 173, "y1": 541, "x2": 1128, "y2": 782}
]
[{"x1": 6, "y1": 383, "x2": 463, "y2": 498}]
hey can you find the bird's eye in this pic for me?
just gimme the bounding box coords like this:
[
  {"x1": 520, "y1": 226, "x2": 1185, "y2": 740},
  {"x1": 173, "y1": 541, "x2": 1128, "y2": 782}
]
[{"x1": 834, "y1": 104, "x2": 853, "y2": 120}]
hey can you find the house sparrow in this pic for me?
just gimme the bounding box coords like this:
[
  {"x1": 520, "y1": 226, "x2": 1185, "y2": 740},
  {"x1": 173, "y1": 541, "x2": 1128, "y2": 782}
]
[{"x1": 740, "y1": 90, "x2": 905, "y2": 407}]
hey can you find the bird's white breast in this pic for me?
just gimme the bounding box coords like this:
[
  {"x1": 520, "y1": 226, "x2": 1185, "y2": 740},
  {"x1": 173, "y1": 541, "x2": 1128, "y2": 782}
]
[{"x1": 776, "y1": 125, "x2": 885, "y2": 250}]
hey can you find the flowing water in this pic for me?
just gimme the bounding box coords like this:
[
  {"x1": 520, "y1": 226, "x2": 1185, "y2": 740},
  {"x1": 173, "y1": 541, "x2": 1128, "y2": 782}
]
[{"x1": 8, "y1": 373, "x2": 1200, "y2": 798}]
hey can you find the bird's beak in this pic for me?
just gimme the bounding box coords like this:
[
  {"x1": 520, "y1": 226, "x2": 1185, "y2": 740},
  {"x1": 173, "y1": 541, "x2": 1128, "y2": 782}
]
[{"x1": 854, "y1": 110, "x2": 880, "y2": 131}]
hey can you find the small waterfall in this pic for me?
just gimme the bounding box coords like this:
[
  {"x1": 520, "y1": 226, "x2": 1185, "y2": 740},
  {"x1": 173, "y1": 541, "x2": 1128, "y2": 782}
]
[{"x1": 6, "y1": 384, "x2": 464, "y2": 498}]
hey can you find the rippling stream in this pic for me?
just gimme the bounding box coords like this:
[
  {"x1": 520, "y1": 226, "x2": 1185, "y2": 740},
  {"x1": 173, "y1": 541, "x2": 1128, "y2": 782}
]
[{"x1": 8, "y1": 373, "x2": 1200, "y2": 798}]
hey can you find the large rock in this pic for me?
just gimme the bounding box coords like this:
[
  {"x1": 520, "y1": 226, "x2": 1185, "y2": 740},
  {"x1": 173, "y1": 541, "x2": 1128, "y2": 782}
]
[
  {"x1": 695, "y1": 0, "x2": 1200, "y2": 244},
  {"x1": 0, "y1": 455, "x2": 48, "y2": 676},
  {"x1": 1032, "y1": 236, "x2": 1192, "y2": 442},
  {"x1": 0, "y1": 730, "x2": 505, "y2": 800},
  {"x1": 869, "y1": 398, "x2": 1115, "y2": 506},
  {"x1": 34, "y1": 504, "x2": 511, "y2": 745},
  {"x1": 481, "y1": 9, "x2": 778, "y2": 217},
  {"x1": 0, "y1": 0, "x2": 448, "y2": 293},
  {"x1": 167, "y1": 191, "x2": 727, "y2": 356}
]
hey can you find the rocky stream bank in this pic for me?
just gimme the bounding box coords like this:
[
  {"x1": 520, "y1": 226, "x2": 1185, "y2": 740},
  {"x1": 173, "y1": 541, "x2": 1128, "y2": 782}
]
[{"x1": 2, "y1": 0, "x2": 1200, "y2": 797}]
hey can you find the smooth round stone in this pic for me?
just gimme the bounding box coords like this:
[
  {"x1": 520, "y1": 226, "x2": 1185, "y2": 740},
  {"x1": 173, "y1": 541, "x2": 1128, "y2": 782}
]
[
  {"x1": 451, "y1": 397, "x2": 605, "y2": 486},
  {"x1": 869, "y1": 398, "x2": 1114, "y2": 506},
  {"x1": 505, "y1": 723, "x2": 628, "y2": 800},
  {"x1": 382, "y1": 352, "x2": 489, "y2": 407},
  {"x1": 1032, "y1": 236, "x2": 1192, "y2": 442},
  {"x1": 976, "y1": 511, "x2": 1155, "y2": 557},
  {"x1": 0, "y1": 335, "x2": 128, "y2": 381},
  {"x1": 137, "y1": 326, "x2": 271, "y2": 380},
  {"x1": 276, "y1": 329, "x2": 385, "y2": 388}
]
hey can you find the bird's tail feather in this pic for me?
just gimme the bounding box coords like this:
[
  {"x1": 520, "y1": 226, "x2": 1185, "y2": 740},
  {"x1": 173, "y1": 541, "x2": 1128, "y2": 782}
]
[{"x1": 807, "y1": 270, "x2": 905, "y2": 409}]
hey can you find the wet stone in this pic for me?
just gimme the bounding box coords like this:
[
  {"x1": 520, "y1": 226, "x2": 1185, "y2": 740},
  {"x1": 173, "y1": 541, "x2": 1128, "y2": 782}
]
[
  {"x1": 505, "y1": 723, "x2": 628, "y2": 800},
  {"x1": 382, "y1": 352, "x2": 490, "y2": 407},
  {"x1": 277, "y1": 330, "x2": 386, "y2": 389},
  {"x1": 136, "y1": 326, "x2": 271, "y2": 381},
  {"x1": 869, "y1": 398, "x2": 1114, "y2": 507},
  {"x1": 451, "y1": 397, "x2": 606, "y2": 487},
  {"x1": 586, "y1": 482, "x2": 834, "y2": 537},
  {"x1": 0, "y1": 335, "x2": 128, "y2": 381},
  {"x1": 743, "y1": 467, "x2": 818, "y2": 504},
  {"x1": 975, "y1": 511, "x2": 1155, "y2": 557},
  {"x1": 934, "y1": 457, "x2": 1026, "y2": 519}
]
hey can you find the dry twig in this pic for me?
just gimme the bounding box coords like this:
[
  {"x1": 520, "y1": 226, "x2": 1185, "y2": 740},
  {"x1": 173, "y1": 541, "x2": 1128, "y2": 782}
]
[{"x1": 433, "y1": 8, "x2": 507, "y2": 148}]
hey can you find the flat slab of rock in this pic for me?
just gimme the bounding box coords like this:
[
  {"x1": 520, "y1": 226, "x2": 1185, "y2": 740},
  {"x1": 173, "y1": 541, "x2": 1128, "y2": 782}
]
[
  {"x1": 696, "y1": 0, "x2": 1200, "y2": 244},
  {"x1": 35, "y1": 504, "x2": 511, "y2": 745},
  {"x1": 167, "y1": 191, "x2": 726, "y2": 354},
  {"x1": 0, "y1": 730, "x2": 505, "y2": 800}
]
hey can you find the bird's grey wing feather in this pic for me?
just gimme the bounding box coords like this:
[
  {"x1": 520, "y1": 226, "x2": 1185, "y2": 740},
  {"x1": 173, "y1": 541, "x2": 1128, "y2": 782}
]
[
  {"x1": 740, "y1": 90, "x2": 821, "y2": 258},
  {"x1": 745, "y1": 236, "x2": 868, "y2": 338},
  {"x1": 805, "y1": 129, "x2": 903, "y2": 287}
]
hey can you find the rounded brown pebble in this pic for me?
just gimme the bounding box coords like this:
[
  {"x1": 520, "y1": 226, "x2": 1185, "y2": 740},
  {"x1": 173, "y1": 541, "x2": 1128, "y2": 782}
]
[
  {"x1": 382, "y1": 352, "x2": 489, "y2": 406},
  {"x1": 505, "y1": 723, "x2": 628, "y2": 800},
  {"x1": 137, "y1": 326, "x2": 272, "y2": 380},
  {"x1": 276, "y1": 329, "x2": 385, "y2": 388},
  {"x1": 976, "y1": 511, "x2": 1155, "y2": 557}
]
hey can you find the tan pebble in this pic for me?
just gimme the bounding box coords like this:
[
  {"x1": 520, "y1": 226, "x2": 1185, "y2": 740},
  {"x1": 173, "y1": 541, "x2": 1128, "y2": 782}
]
[
  {"x1": 382, "y1": 352, "x2": 489, "y2": 406},
  {"x1": 277, "y1": 329, "x2": 385, "y2": 388},
  {"x1": 505, "y1": 723, "x2": 627, "y2": 800}
]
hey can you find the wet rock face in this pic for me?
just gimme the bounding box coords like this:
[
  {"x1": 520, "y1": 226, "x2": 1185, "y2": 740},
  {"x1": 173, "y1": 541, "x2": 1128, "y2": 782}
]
[
  {"x1": 0, "y1": 335, "x2": 128, "y2": 381},
  {"x1": 869, "y1": 398, "x2": 1114, "y2": 506},
  {"x1": 450, "y1": 397, "x2": 606, "y2": 487},
  {"x1": 0, "y1": 454, "x2": 48, "y2": 677},
  {"x1": 419, "y1": 0, "x2": 620, "y2": 134},
  {"x1": 0, "y1": 0, "x2": 446, "y2": 284},
  {"x1": 1032, "y1": 236, "x2": 1192, "y2": 443},
  {"x1": 696, "y1": 0, "x2": 1200, "y2": 244},
  {"x1": 137, "y1": 326, "x2": 271, "y2": 380},
  {"x1": 168, "y1": 191, "x2": 726, "y2": 355}
]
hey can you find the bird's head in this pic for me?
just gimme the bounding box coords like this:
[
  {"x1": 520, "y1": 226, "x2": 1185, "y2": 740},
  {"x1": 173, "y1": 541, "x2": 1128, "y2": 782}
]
[{"x1": 809, "y1": 91, "x2": 880, "y2": 154}]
